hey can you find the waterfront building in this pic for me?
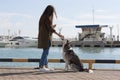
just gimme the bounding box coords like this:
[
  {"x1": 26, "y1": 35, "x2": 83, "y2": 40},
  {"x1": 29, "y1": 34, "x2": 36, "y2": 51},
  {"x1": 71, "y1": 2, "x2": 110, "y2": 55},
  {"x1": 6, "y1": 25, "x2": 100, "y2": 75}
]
[{"x1": 75, "y1": 25, "x2": 108, "y2": 47}]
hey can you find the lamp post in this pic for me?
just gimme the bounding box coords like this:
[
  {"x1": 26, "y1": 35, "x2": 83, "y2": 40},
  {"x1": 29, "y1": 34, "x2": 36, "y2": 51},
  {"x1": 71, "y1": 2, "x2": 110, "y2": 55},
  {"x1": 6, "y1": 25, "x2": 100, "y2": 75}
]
[
  {"x1": 109, "y1": 26, "x2": 113, "y2": 47},
  {"x1": 109, "y1": 26, "x2": 113, "y2": 41},
  {"x1": 58, "y1": 27, "x2": 62, "y2": 40}
]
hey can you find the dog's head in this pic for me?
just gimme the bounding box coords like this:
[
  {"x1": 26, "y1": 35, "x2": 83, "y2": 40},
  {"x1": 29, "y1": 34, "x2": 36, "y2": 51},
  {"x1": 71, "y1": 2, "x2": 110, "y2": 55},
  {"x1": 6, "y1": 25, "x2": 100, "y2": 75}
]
[{"x1": 62, "y1": 39, "x2": 72, "y2": 52}]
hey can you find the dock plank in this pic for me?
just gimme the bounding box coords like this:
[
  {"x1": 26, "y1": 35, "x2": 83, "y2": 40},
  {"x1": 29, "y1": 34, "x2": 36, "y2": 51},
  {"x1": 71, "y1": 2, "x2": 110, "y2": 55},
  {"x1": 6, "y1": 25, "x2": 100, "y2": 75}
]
[{"x1": 0, "y1": 67, "x2": 120, "y2": 80}]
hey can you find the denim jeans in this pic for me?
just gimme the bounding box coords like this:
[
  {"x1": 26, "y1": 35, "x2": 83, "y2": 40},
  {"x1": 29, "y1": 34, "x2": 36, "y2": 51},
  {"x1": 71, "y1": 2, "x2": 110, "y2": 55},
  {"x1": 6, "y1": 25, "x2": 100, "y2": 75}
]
[{"x1": 39, "y1": 40, "x2": 51, "y2": 67}]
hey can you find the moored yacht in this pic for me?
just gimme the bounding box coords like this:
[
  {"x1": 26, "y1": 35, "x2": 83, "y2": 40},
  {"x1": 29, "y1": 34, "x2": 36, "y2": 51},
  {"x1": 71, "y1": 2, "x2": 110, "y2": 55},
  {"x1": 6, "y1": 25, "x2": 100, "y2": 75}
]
[
  {"x1": 0, "y1": 36, "x2": 9, "y2": 47},
  {"x1": 5, "y1": 36, "x2": 38, "y2": 48},
  {"x1": 0, "y1": 41, "x2": 8, "y2": 47}
]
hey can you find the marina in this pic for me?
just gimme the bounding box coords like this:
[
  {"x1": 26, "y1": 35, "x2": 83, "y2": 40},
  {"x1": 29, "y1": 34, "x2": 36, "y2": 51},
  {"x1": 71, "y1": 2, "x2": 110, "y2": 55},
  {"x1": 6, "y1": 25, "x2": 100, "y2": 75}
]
[
  {"x1": 52, "y1": 24, "x2": 120, "y2": 47},
  {"x1": 0, "y1": 26, "x2": 120, "y2": 79},
  {"x1": 1, "y1": 25, "x2": 120, "y2": 48},
  {"x1": 0, "y1": 0, "x2": 120, "y2": 79}
]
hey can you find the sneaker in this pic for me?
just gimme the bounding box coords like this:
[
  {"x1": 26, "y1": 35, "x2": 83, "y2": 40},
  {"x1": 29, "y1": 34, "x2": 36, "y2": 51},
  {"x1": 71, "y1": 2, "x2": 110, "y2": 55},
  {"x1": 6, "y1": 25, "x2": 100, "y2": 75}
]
[
  {"x1": 39, "y1": 68, "x2": 51, "y2": 72},
  {"x1": 45, "y1": 68, "x2": 54, "y2": 71}
]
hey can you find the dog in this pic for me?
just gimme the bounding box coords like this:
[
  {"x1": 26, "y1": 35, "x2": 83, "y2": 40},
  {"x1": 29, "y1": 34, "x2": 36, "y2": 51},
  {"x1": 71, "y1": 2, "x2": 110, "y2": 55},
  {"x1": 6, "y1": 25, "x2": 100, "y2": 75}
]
[
  {"x1": 62, "y1": 39, "x2": 84, "y2": 72},
  {"x1": 62, "y1": 39, "x2": 93, "y2": 73}
]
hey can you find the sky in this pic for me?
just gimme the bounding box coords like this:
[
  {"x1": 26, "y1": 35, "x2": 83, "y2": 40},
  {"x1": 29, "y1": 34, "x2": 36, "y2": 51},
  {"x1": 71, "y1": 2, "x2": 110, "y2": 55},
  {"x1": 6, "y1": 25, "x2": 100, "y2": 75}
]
[{"x1": 0, "y1": 0, "x2": 120, "y2": 39}]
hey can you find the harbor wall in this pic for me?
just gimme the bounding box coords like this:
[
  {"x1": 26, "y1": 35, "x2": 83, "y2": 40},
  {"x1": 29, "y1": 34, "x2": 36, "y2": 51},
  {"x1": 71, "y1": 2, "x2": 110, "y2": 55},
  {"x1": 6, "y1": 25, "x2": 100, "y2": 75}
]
[{"x1": 52, "y1": 41, "x2": 120, "y2": 47}]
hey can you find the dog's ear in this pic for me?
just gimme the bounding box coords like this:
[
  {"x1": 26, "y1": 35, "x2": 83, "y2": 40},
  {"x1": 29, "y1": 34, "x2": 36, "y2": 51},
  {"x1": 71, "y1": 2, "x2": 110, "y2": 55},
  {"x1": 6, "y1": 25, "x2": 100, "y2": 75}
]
[
  {"x1": 67, "y1": 40, "x2": 69, "y2": 43},
  {"x1": 67, "y1": 40, "x2": 71, "y2": 44}
]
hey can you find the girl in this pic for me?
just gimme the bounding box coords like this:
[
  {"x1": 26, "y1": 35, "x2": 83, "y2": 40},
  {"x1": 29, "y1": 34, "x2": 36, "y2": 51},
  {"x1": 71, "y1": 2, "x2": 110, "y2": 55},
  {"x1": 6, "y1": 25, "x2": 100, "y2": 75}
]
[{"x1": 38, "y1": 5, "x2": 64, "y2": 72}]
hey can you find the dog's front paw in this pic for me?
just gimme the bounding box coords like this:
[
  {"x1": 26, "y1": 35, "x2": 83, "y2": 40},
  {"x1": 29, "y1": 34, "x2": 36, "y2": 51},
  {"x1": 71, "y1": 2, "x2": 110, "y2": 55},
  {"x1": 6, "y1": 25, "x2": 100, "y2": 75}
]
[{"x1": 88, "y1": 69, "x2": 93, "y2": 73}]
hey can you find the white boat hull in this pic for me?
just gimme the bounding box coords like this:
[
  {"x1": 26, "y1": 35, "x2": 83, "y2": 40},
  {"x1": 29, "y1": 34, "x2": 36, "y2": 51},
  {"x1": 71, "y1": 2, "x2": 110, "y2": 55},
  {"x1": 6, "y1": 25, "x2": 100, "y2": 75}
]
[
  {"x1": 5, "y1": 36, "x2": 38, "y2": 48},
  {"x1": 0, "y1": 41, "x2": 8, "y2": 47}
]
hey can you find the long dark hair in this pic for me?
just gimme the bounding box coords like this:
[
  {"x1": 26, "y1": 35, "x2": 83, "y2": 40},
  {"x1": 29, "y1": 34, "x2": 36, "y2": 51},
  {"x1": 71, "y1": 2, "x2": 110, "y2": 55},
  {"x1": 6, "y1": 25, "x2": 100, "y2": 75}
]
[
  {"x1": 40, "y1": 5, "x2": 57, "y2": 26},
  {"x1": 42, "y1": 5, "x2": 57, "y2": 18}
]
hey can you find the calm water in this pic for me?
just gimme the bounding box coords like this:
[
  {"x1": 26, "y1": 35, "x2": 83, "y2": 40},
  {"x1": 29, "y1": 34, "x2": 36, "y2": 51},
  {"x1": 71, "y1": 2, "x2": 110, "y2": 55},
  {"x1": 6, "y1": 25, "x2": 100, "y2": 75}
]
[{"x1": 0, "y1": 47, "x2": 120, "y2": 69}]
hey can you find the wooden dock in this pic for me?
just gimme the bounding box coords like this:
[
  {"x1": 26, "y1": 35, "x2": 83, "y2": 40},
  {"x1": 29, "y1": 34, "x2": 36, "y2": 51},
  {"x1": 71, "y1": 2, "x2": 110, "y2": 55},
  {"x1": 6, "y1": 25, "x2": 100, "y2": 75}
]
[{"x1": 0, "y1": 67, "x2": 120, "y2": 80}]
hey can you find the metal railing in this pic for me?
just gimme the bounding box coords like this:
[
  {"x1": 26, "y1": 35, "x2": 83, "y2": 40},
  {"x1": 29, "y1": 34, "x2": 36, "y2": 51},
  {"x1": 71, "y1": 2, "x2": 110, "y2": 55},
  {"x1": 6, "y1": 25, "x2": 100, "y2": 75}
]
[{"x1": 0, "y1": 58, "x2": 120, "y2": 69}]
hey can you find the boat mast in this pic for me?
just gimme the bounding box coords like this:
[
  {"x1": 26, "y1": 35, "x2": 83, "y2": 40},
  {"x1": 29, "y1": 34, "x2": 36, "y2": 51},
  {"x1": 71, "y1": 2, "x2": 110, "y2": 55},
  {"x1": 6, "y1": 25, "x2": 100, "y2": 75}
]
[
  {"x1": 92, "y1": 8, "x2": 94, "y2": 24},
  {"x1": 92, "y1": 1, "x2": 95, "y2": 25},
  {"x1": 8, "y1": 29, "x2": 10, "y2": 40},
  {"x1": 117, "y1": 24, "x2": 119, "y2": 41}
]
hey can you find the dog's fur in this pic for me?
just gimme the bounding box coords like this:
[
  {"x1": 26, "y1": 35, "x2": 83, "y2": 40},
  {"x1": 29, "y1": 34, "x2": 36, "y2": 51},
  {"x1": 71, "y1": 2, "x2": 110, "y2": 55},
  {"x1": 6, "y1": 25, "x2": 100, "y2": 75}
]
[{"x1": 62, "y1": 39, "x2": 84, "y2": 72}]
